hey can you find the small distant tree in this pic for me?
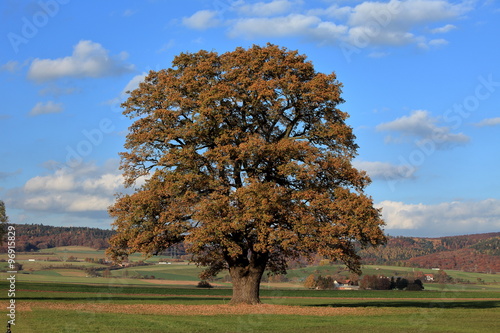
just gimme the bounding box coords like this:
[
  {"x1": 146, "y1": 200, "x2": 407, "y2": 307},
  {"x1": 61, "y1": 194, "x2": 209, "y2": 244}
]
[
  {"x1": 268, "y1": 274, "x2": 288, "y2": 283},
  {"x1": 0, "y1": 200, "x2": 8, "y2": 244},
  {"x1": 395, "y1": 277, "x2": 409, "y2": 290},
  {"x1": 349, "y1": 273, "x2": 360, "y2": 286},
  {"x1": 316, "y1": 275, "x2": 336, "y2": 290},
  {"x1": 197, "y1": 280, "x2": 214, "y2": 288},
  {"x1": 85, "y1": 267, "x2": 101, "y2": 277},
  {"x1": 102, "y1": 269, "x2": 112, "y2": 278},
  {"x1": 412, "y1": 271, "x2": 426, "y2": 281},
  {"x1": 407, "y1": 279, "x2": 424, "y2": 291},
  {"x1": 377, "y1": 276, "x2": 392, "y2": 290},
  {"x1": 436, "y1": 270, "x2": 453, "y2": 284},
  {"x1": 360, "y1": 275, "x2": 391, "y2": 290},
  {"x1": 304, "y1": 274, "x2": 317, "y2": 289}
]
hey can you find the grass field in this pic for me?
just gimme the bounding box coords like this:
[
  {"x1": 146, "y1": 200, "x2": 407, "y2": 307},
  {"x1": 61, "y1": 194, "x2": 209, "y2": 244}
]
[
  {"x1": 1, "y1": 281, "x2": 499, "y2": 332},
  {"x1": 3, "y1": 246, "x2": 499, "y2": 290},
  {"x1": 1, "y1": 246, "x2": 499, "y2": 332}
]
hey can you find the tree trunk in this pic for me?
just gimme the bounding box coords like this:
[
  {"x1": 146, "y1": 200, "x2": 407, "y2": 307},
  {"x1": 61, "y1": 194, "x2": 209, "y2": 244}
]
[{"x1": 229, "y1": 252, "x2": 268, "y2": 305}]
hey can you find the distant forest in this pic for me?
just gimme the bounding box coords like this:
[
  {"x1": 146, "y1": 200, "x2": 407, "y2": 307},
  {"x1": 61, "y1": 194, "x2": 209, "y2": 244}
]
[
  {"x1": 359, "y1": 232, "x2": 500, "y2": 273},
  {"x1": 1, "y1": 223, "x2": 114, "y2": 251},
  {"x1": 1, "y1": 223, "x2": 499, "y2": 273}
]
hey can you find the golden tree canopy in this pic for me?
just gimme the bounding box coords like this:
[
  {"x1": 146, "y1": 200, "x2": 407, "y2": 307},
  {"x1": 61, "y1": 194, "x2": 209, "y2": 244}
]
[{"x1": 107, "y1": 44, "x2": 385, "y2": 303}]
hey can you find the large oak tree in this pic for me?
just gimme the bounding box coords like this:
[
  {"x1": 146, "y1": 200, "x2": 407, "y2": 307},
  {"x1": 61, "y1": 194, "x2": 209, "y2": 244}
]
[{"x1": 107, "y1": 44, "x2": 386, "y2": 304}]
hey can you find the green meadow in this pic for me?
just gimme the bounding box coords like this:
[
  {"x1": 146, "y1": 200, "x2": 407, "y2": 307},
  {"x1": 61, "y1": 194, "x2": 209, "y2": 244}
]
[
  {"x1": 1, "y1": 246, "x2": 499, "y2": 332},
  {"x1": 1, "y1": 282, "x2": 499, "y2": 333}
]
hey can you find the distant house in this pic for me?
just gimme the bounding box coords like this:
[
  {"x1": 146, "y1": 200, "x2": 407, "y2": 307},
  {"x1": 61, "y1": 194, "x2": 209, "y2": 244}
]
[
  {"x1": 334, "y1": 280, "x2": 360, "y2": 290},
  {"x1": 28, "y1": 259, "x2": 36, "y2": 262},
  {"x1": 338, "y1": 285, "x2": 360, "y2": 290},
  {"x1": 424, "y1": 274, "x2": 434, "y2": 282}
]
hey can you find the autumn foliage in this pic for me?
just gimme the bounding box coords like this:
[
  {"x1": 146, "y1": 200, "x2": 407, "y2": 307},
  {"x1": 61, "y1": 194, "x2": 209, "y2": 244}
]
[{"x1": 107, "y1": 44, "x2": 385, "y2": 304}]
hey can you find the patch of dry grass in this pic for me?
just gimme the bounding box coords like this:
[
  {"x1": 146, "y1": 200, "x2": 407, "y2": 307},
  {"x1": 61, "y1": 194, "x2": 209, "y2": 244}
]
[{"x1": 17, "y1": 301, "x2": 395, "y2": 316}]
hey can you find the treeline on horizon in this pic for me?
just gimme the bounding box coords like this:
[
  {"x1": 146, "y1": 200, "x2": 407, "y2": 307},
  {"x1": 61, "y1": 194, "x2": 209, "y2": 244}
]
[
  {"x1": 358, "y1": 232, "x2": 500, "y2": 273},
  {"x1": 1, "y1": 223, "x2": 499, "y2": 273},
  {"x1": 1, "y1": 223, "x2": 114, "y2": 251}
]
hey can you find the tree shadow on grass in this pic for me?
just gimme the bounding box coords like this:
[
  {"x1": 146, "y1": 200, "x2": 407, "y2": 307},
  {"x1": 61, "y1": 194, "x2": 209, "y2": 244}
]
[
  {"x1": 13, "y1": 296, "x2": 228, "y2": 303},
  {"x1": 306, "y1": 300, "x2": 500, "y2": 309}
]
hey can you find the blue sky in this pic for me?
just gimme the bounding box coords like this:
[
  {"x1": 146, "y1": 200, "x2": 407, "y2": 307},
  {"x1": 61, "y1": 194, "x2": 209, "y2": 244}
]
[{"x1": 1, "y1": 0, "x2": 499, "y2": 237}]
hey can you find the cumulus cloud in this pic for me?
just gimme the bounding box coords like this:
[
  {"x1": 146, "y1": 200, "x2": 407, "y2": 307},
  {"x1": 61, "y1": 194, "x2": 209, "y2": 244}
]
[
  {"x1": 0, "y1": 60, "x2": 21, "y2": 72},
  {"x1": 9, "y1": 160, "x2": 126, "y2": 217},
  {"x1": 182, "y1": 10, "x2": 220, "y2": 30},
  {"x1": 229, "y1": 14, "x2": 332, "y2": 39},
  {"x1": 377, "y1": 199, "x2": 500, "y2": 236},
  {"x1": 474, "y1": 117, "x2": 500, "y2": 127},
  {"x1": 376, "y1": 110, "x2": 469, "y2": 149},
  {"x1": 27, "y1": 40, "x2": 135, "y2": 82},
  {"x1": 189, "y1": 0, "x2": 472, "y2": 50},
  {"x1": 237, "y1": 0, "x2": 293, "y2": 16},
  {"x1": 431, "y1": 23, "x2": 457, "y2": 33},
  {"x1": 428, "y1": 38, "x2": 448, "y2": 47},
  {"x1": 29, "y1": 101, "x2": 63, "y2": 116},
  {"x1": 354, "y1": 160, "x2": 416, "y2": 180}
]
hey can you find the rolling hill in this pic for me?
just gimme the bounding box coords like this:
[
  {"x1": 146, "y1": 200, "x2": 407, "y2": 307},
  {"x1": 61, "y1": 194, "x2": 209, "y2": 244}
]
[
  {"x1": 359, "y1": 232, "x2": 500, "y2": 273},
  {"x1": 2, "y1": 223, "x2": 499, "y2": 273}
]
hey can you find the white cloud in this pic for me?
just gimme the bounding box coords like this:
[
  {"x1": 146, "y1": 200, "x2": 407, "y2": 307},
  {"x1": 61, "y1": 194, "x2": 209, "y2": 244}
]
[
  {"x1": 81, "y1": 173, "x2": 124, "y2": 193},
  {"x1": 229, "y1": 14, "x2": 348, "y2": 40},
  {"x1": 474, "y1": 117, "x2": 500, "y2": 127},
  {"x1": 237, "y1": 0, "x2": 293, "y2": 16},
  {"x1": 11, "y1": 160, "x2": 126, "y2": 216},
  {"x1": 195, "y1": 0, "x2": 473, "y2": 49},
  {"x1": 308, "y1": 5, "x2": 352, "y2": 20},
  {"x1": 428, "y1": 38, "x2": 448, "y2": 46},
  {"x1": 376, "y1": 110, "x2": 469, "y2": 149},
  {"x1": 349, "y1": 0, "x2": 466, "y2": 27},
  {"x1": 377, "y1": 199, "x2": 500, "y2": 236},
  {"x1": 122, "y1": 72, "x2": 147, "y2": 94},
  {"x1": 431, "y1": 23, "x2": 457, "y2": 33},
  {"x1": 1, "y1": 60, "x2": 21, "y2": 72},
  {"x1": 106, "y1": 72, "x2": 147, "y2": 107},
  {"x1": 25, "y1": 170, "x2": 75, "y2": 192},
  {"x1": 344, "y1": 0, "x2": 467, "y2": 47},
  {"x1": 182, "y1": 10, "x2": 220, "y2": 30},
  {"x1": 29, "y1": 101, "x2": 63, "y2": 116},
  {"x1": 23, "y1": 192, "x2": 114, "y2": 213},
  {"x1": 354, "y1": 160, "x2": 416, "y2": 180},
  {"x1": 38, "y1": 85, "x2": 80, "y2": 97},
  {"x1": 230, "y1": 14, "x2": 319, "y2": 38},
  {"x1": 27, "y1": 40, "x2": 135, "y2": 82}
]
